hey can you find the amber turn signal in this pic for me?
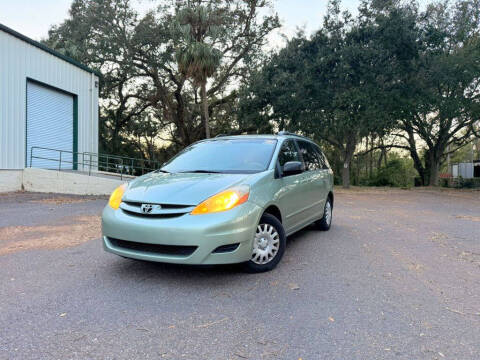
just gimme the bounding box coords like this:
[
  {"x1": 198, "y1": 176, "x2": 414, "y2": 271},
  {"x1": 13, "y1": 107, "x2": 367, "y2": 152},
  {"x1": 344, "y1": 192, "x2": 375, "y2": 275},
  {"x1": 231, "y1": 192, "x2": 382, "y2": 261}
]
[{"x1": 108, "y1": 184, "x2": 127, "y2": 210}]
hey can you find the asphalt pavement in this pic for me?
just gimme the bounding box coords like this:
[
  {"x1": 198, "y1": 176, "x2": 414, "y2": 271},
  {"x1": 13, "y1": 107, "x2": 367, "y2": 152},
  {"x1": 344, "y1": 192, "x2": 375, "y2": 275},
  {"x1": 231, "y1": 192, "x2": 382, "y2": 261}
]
[{"x1": 0, "y1": 189, "x2": 479, "y2": 360}]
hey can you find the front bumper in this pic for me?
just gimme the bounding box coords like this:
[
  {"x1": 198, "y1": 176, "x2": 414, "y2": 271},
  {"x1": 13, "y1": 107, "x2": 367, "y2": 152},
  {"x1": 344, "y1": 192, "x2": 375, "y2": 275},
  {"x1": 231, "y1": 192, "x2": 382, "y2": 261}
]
[{"x1": 102, "y1": 202, "x2": 263, "y2": 265}]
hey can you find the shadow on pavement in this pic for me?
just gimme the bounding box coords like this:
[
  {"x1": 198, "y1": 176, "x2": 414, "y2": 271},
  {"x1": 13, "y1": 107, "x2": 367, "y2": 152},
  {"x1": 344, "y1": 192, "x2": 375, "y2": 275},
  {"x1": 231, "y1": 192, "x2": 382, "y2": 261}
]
[{"x1": 102, "y1": 223, "x2": 330, "y2": 286}]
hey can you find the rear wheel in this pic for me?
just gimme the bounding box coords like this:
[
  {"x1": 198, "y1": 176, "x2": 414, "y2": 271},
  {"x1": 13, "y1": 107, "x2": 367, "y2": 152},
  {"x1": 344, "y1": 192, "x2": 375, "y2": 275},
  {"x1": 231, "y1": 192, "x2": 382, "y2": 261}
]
[
  {"x1": 316, "y1": 197, "x2": 332, "y2": 231},
  {"x1": 243, "y1": 213, "x2": 286, "y2": 273}
]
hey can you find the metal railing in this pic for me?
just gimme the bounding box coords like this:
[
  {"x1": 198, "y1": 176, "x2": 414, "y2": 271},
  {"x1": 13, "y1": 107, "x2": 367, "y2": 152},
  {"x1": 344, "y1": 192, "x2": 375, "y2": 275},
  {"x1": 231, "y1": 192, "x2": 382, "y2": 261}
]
[{"x1": 29, "y1": 146, "x2": 163, "y2": 180}]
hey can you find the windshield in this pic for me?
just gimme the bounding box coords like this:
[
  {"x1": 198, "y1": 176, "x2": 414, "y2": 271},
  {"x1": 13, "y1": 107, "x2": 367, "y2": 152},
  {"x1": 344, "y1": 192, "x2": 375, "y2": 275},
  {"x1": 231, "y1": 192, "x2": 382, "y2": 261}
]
[{"x1": 161, "y1": 139, "x2": 277, "y2": 174}]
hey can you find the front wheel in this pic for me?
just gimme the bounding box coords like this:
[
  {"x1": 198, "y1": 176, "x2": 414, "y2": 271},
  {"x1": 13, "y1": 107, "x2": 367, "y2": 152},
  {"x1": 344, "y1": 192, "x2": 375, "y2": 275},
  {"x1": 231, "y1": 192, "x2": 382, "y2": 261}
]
[
  {"x1": 242, "y1": 213, "x2": 286, "y2": 273},
  {"x1": 315, "y1": 197, "x2": 332, "y2": 231}
]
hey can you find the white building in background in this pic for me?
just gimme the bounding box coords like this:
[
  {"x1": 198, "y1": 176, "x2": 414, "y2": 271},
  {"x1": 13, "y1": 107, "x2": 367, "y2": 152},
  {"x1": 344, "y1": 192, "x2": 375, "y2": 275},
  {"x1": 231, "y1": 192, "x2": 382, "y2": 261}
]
[
  {"x1": 0, "y1": 23, "x2": 99, "y2": 171},
  {"x1": 452, "y1": 161, "x2": 480, "y2": 179}
]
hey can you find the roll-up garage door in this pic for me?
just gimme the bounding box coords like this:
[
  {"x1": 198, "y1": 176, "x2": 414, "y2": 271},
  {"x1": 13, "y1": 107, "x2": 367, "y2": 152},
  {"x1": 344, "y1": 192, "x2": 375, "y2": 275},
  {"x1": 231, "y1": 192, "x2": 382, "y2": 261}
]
[{"x1": 26, "y1": 81, "x2": 75, "y2": 169}]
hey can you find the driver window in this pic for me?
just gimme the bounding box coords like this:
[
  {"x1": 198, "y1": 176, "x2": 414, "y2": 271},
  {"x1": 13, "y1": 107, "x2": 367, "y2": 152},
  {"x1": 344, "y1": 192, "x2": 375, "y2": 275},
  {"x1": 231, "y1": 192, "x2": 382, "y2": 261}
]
[
  {"x1": 278, "y1": 140, "x2": 301, "y2": 168},
  {"x1": 297, "y1": 140, "x2": 322, "y2": 171}
]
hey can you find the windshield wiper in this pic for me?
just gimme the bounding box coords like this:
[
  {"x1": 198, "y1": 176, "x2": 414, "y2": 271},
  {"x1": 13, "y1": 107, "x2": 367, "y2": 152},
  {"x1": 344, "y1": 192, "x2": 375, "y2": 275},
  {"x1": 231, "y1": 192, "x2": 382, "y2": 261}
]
[
  {"x1": 155, "y1": 169, "x2": 170, "y2": 173},
  {"x1": 179, "y1": 170, "x2": 222, "y2": 174}
]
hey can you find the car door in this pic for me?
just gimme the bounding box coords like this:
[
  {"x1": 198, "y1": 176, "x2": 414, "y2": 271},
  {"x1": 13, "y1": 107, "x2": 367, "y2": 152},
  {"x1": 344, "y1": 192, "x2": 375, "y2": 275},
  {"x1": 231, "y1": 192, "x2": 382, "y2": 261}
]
[
  {"x1": 275, "y1": 139, "x2": 311, "y2": 233},
  {"x1": 295, "y1": 140, "x2": 328, "y2": 222}
]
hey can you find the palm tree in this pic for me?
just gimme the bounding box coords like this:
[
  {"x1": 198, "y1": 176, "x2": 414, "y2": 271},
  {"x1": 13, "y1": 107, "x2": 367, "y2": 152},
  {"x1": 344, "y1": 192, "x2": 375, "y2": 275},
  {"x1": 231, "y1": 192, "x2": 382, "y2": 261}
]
[{"x1": 176, "y1": 5, "x2": 222, "y2": 138}]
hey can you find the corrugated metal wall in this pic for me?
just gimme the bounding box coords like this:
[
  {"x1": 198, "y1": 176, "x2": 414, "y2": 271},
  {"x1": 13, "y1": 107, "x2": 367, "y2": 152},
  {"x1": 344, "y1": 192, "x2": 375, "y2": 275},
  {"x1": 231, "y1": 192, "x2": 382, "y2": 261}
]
[{"x1": 0, "y1": 29, "x2": 99, "y2": 169}]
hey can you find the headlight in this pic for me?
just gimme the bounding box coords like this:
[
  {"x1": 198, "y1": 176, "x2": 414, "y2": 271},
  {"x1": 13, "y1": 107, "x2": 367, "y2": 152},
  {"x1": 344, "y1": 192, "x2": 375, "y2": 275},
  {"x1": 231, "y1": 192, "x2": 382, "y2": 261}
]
[
  {"x1": 191, "y1": 185, "x2": 250, "y2": 215},
  {"x1": 108, "y1": 184, "x2": 127, "y2": 209}
]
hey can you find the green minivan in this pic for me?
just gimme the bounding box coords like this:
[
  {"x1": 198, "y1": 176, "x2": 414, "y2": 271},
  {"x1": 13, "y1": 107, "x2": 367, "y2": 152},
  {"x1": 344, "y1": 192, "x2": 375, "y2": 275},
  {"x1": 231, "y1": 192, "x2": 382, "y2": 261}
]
[{"x1": 102, "y1": 132, "x2": 333, "y2": 272}]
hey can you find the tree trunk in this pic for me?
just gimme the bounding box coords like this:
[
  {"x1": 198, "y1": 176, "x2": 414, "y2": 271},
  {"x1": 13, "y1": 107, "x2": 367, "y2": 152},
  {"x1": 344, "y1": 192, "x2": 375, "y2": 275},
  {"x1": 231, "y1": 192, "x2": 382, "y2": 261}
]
[
  {"x1": 426, "y1": 147, "x2": 443, "y2": 186},
  {"x1": 342, "y1": 163, "x2": 351, "y2": 188},
  {"x1": 404, "y1": 122, "x2": 427, "y2": 185},
  {"x1": 200, "y1": 81, "x2": 210, "y2": 138},
  {"x1": 377, "y1": 139, "x2": 387, "y2": 168},
  {"x1": 112, "y1": 121, "x2": 120, "y2": 154},
  {"x1": 428, "y1": 161, "x2": 440, "y2": 186},
  {"x1": 173, "y1": 85, "x2": 190, "y2": 146},
  {"x1": 365, "y1": 137, "x2": 369, "y2": 177},
  {"x1": 356, "y1": 156, "x2": 360, "y2": 186},
  {"x1": 369, "y1": 135, "x2": 374, "y2": 177},
  {"x1": 341, "y1": 138, "x2": 356, "y2": 189}
]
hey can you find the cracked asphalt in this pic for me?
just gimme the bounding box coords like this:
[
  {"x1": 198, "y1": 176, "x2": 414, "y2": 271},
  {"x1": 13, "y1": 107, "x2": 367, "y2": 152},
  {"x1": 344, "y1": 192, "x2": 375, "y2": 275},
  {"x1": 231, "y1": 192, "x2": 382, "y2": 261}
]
[{"x1": 0, "y1": 188, "x2": 479, "y2": 360}]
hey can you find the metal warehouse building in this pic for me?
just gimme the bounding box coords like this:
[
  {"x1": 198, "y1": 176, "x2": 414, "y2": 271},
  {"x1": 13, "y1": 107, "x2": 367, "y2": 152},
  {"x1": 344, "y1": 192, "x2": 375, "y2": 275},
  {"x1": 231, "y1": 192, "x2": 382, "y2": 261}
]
[{"x1": 0, "y1": 23, "x2": 99, "y2": 170}]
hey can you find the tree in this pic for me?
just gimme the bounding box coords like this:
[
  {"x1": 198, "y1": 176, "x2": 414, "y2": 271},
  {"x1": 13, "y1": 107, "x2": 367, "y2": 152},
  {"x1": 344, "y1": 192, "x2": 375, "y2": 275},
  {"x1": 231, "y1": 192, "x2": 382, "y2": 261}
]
[
  {"x1": 176, "y1": 4, "x2": 223, "y2": 138},
  {"x1": 387, "y1": 0, "x2": 480, "y2": 185},
  {"x1": 44, "y1": 0, "x2": 153, "y2": 155},
  {"x1": 240, "y1": 0, "x2": 480, "y2": 187},
  {"x1": 239, "y1": 0, "x2": 398, "y2": 187},
  {"x1": 45, "y1": 0, "x2": 279, "y2": 155}
]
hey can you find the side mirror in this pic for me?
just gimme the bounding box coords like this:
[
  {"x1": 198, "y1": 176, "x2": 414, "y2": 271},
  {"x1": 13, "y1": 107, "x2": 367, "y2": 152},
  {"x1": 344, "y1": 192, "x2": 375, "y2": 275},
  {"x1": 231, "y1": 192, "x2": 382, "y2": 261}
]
[{"x1": 282, "y1": 161, "x2": 303, "y2": 176}]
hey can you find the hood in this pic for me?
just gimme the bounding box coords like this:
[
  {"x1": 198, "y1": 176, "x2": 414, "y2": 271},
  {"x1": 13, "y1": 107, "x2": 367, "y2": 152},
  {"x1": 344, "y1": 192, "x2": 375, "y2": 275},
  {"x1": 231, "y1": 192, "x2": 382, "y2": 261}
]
[{"x1": 123, "y1": 172, "x2": 251, "y2": 205}]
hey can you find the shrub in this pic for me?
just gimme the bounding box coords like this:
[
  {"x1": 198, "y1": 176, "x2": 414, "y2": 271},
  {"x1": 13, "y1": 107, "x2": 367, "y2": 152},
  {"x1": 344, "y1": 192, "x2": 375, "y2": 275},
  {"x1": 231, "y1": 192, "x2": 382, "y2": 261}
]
[
  {"x1": 440, "y1": 178, "x2": 449, "y2": 187},
  {"x1": 368, "y1": 159, "x2": 413, "y2": 188},
  {"x1": 455, "y1": 177, "x2": 480, "y2": 189}
]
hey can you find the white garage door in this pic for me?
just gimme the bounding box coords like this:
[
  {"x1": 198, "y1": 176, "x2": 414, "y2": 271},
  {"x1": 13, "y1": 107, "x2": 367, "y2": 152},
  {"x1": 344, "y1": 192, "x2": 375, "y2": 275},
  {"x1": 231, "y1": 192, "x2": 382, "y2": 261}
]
[{"x1": 26, "y1": 81, "x2": 75, "y2": 169}]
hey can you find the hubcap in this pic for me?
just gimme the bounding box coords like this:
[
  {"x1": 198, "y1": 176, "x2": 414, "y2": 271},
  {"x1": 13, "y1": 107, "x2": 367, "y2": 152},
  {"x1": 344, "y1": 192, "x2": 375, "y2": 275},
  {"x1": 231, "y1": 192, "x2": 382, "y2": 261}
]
[
  {"x1": 324, "y1": 200, "x2": 332, "y2": 225},
  {"x1": 251, "y1": 223, "x2": 280, "y2": 265}
]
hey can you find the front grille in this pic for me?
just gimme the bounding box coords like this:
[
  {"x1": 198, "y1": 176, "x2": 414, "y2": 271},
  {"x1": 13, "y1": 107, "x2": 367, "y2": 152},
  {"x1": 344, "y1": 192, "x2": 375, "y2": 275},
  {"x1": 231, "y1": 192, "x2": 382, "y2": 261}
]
[
  {"x1": 123, "y1": 201, "x2": 191, "y2": 210},
  {"x1": 121, "y1": 209, "x2": 186, "y2": 219},
  {"x1": 108, "y1": 237, "x2": 197, "y2": 257},
  {"x1": 212, "y1": 243, "x2": 240, "y2": 254},
  {"x1": 120, "y1": 201, "x2": 193, "y2": 218}
]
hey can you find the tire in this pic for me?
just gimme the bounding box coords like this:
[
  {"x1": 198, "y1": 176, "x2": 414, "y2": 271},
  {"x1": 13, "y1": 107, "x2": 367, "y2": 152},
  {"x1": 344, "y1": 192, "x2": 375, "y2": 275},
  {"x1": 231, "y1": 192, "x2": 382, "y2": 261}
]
[
  {"x1": 316, "y1": 197, "x2": 333, "y2": 231},
  {"x1": 242, "y1": 213, "x2": 286, "y2": 273}
]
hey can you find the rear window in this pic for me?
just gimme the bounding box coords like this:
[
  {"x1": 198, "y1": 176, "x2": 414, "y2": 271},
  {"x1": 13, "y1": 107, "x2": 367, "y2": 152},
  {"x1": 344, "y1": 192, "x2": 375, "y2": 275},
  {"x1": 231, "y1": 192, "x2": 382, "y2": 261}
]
[{"x1": 162, "y1": 139, "x2": 277, "y2": 174}]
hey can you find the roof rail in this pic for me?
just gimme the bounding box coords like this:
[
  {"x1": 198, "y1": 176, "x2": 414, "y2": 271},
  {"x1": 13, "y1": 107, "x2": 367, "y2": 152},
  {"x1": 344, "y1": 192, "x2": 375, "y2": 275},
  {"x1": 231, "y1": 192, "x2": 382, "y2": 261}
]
[
  {"x1": 277, "y1": 131, "x2": 311, "y2": 140},
  {"x1": 215, "y1": 134, "x2": 227, "y2": 137}
]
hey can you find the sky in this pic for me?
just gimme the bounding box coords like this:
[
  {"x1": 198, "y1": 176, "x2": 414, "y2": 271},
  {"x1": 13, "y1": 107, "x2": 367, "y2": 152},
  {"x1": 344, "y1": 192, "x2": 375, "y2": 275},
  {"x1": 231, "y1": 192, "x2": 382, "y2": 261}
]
[
  {"x1": 0, "y1": 0, "x2": 430, "y2": 43},
  {"x1": 0, "y1": 0, "x2": 398, "y2": 41}
]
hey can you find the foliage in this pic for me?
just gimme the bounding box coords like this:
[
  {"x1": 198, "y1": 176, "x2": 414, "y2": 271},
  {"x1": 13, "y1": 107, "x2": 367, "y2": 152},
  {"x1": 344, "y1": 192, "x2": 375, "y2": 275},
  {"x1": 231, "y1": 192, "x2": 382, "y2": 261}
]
[
  {"x1": 175, "y1": 3, "x2": 224, "y2": 138},
  {"x1": 367, "y1": 159, "x2": 415, "y2": 188},
  {"x1": 238, "y1": 0, "x2": 412, "y2": 187},
  {"x1": 387, "y1": 0, "x2": 480, "y2": 185},
  {"x1": 455, "y1": 178, "x2": 480, "y2": 188},
  {"x1": 239, "y1": 0, "x2": 480, "y2": 187},
  {"x1": 45, "y1": 0, "x2": 279, "y2": 159},
  {"x1": 44, "y1": 0, "x2": 480, "y2": 187},
  {"x1": 441, "y1": 177, "x2": 480, "y2": 189}
]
